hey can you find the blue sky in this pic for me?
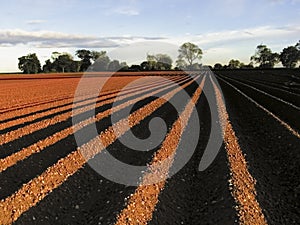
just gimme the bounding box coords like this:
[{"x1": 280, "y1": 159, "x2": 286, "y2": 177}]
[{"x1": 0, "y1": 0, "x2": 299, "y2": 72}]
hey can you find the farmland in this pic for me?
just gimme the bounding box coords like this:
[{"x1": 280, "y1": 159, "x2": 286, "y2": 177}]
[{"x1": 0, "y1": 69, "x2": 299, "y2": 225}]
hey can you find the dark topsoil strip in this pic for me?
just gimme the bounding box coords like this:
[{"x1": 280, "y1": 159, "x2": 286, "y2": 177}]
[
  {"x1": 149, "y1": 87, "x2": 238, "y2": 225},
  {"x1": 217, "y1": 77, "x2": 300, "y2": 225},
  {"x1": 13, "y1": 78, "x2": 198, "y2": 225},
  {"x1": 0, "y1": 78, "x2": 192, "y2": 200}
]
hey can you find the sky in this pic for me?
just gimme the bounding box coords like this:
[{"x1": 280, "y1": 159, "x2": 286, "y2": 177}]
[{"x1": 0, "y1": 0, "x2": 299, "y2": 72}]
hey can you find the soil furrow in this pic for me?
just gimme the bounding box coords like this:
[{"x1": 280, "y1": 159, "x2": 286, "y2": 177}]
[
  {"x1": 114, "y1": 77, "x2": 205, "y2": 225},
  {"x1": 217, "y1": 76, "x2": 300, "y2": 139},
  {"x1": 0, "y1": 77, "x2": 193, "y2": 200},
  {"x1": 0, "y1": 76, "x2": 191, "y2": 173},
  {"x1": 0, "y1": 76, "x2": 175, "y2": 125},
  {"x1": 12, "y1": 74, "x2": 200, "y2": 225},
  {"x1": 0, "y1": 77, "x2": 186, "y2": 146},
  {"x1": 217, "y1": 74, "x2": 300, "y2": 110},
  {"x1": 211, "y1": 76, "x2": 267, "y2": 225},
  {"x1": 0, "y1": 76, "x2": 199, "y2": 225},
  {"x1": 0, "y1": 76, "x2": 184, "y2": 131},
  {"x1": 217, "y1": 74, "x2": 300, "y2": 224},
  {"x1": 0, "y1": 76, "x2": 152, "y2": 122}
]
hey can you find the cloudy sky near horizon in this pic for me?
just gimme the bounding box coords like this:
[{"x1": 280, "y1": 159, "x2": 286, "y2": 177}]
[{"x1": 0, "y1": 0, "x2": 299, "y2": 72}]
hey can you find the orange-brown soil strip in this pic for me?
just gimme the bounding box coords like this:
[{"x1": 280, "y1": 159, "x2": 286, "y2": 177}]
[
  {"x1": 0, "y1": 76, "x2": 184, "y2": 130},
  {"x1": 0, "y1": 76, "x2": 158, "y2": 121},
  {"x1": 115, "y1": 77, "x2": 205, "y2": 225},
  {"x1": 0, "y1": 76, "x2": 199, "y2": 225},
  {"x1": 0, "y1": 75, "x2": 181, "y2": 122},
  {"x1": 211, "y1": 77, "x2": 267, "y2": 225},
  {"x1": 0, "y1": 77, "x2": 186, "y2": 146},
  {"x1": 0, "y1": 77, "x2": 87, "y2": 112},
  {"x1": 0, "y1": 77, "x2": 126, "y2": 121},
  {"x1": 0, "y1": 76, "x2": 191, "y2": 172}
]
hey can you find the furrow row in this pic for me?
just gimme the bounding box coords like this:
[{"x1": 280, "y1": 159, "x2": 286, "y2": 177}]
[
  {"x1": 115, "y1": 77, "x2": 205, "y2": 225},
  {"x1": 0, "y1": 76, "x2": 192, "y2": 172},
  {"x1": 0, "y1": 75, "x2": 199, "y2": 225},
  {"x1": 0, "y1": 76, "x2": 184, "y2": 131},
  {"x1": 211, "y1": 76, "x2": 267, "y2": 225},
  {"x1": 0, "y1": 76, "x2": 169, "y2": 122},
  {"x1": 217, "y1": 76, "x2": 300, "y2": 139},
  {"x1": 0, "y1": 76, "x2": 187, "y2": 146}
]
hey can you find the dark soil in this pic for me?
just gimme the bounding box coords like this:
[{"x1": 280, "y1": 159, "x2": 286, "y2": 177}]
[
  {"x1": 215, "y1": 69, "x2": 300, "y2": 224},
  {"x1": 3, "y1": 69, "x2": 299, "y2": 224}
]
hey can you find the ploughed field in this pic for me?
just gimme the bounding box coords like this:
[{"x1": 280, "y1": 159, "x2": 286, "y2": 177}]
[{"x1": 0, "y1": 70, "x2": 299, "y2": 225}]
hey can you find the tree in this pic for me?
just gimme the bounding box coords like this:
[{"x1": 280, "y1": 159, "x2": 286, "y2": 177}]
[
  {"x1": 76, "y1": 49, "x2": 92, "y2": 71},
  {"x1": 91, "y1": 51, "x2": 107, "y2": 62},
  {"x1": 213, "y1": 63, "x2": 223, "y2": 70},
  {"x1": 129, "y1": 64, "x2": 141, "y2": 71},
  {"x1": 250, "y1": 44, "x2": 279, "y2": 68},
  {"x1": 71, "y1": 60, "x2": 81, "y2": 72},
  {"x1": 43, "y1": 52, "x2": 76, "y2": 73},
  {"x1": 175, "y1": 58, "x2": 187, "y2": 70},
  {"x1": 146, "y1": 54, "x2": 157, "y2": 70},
  {"x1": 240, "y1": 62, "x2": 254, "y2": 69},
  {"x1": 145, "y1": 54, "x2": 173, "y2": 70},
  {"x1": 55, "y1": 53, "x2": 74, "y2": 73},
  {"x1": 140, "y1": 61, "x2": 151, "y2": 71},
  {"x1": 43, "y1": 51, "x2": 82, "y2": 73},
  {"x1": 92, "y1": 51, "x2": 110, "y2": 71},
  {"x1": 18, "y1": 53, "x2": 41, "y2": 74},
  {"x1": 119, "y1": 62, "x2": 129, "y2": 71},
  {"x1": 46, "y1": 52, "x2": 61, "y2": 72},
  {"x1": 280, "y1": 45, "x2": 300, "y2": 68},
  {"x1": 296, "y1": 40, "x2": 300, "y2": 51},
  {"x1": 154, "y1": 54, "x2": 173, "y2": 70},
  {"x1": 228, "y1": 59, "x2": 241, "y2": 69},
  {"x1": 42, "y1": 59, "x2": 53, "y2": 73},
  {"x1": 177, "y1": 42, "x2": 203, "y2": 68},
  {"x1": 108, "y1": 60, "x2": 121, "y2": 71},
  {"x1": 51, "y1": 52, "x2": 61, "y2": 61}
]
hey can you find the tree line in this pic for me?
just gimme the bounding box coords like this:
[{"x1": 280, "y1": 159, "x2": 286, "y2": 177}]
[
  {"x1": 18, "y1": 41, "x2": 300, "y2": 74},
  {"x1": 213, "y1": 41, "x2": 300, "y2": 70}
]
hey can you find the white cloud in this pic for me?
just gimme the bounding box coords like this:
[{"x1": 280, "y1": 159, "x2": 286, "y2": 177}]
[
  {"x1": 165, "y1": 25, "x2": 300, "y2": 65},
  {"x1": 113, "y1": 7, "x2": 140, "y2": 16},
  {"x1": 0, "y1": 29, "x2": 164, "y2": 48},
  {"x1": 1, "y1": 25, "x2": 298, "y2": 50},
  {"x1": 0, "y1": 25, "x2": 299, "y2": 71},
  {"x1": 26, "y1": 20, "x2": 46, "y2": 25},
  {"x1": 165, "y1": 25, "x2": 300, "y2": 48},
  {"x1": 266, "y1": 0, "x2": 300, "y2": 4}
]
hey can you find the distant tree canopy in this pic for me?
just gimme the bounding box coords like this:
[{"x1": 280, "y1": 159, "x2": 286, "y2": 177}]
[
  {"x1": 17, "y1": 42, "x2": 300, "y2": 74},
  {"x1": 228, "y1": 59, "x2": 241, "y2": 69},
  {"x1": 251, "y1": 44, "x2": 279, "y2": 68},
  {"x1": 175, "y1": 58, "x2": 187, "y2": 70},
  {"x1": 42, "y1": 59, "x2": 53, "y2": 73},
  {"x1": 279, "y1": 42, "x2": 300, "y2": 68},
  {"x1": 42, "y1": 52, "x2": 81, "y2": 73},
  {"x1": 155, "y1": 54, "x2": 173, "y2": 70},
  {"x1": 213, "y1": 61, "x2": 254, "y2": 70},
  {"x1": 140, "y1": 53, "x2": 173, "y2": 70},
  {"x1": 213, "y1": 63, "x2": 223, "y2": 70},
  {"x1": 177, "y1": 42, "x2": 203, "y2": 70},
  {"x1": 107, "y1": 60, "x2": 121, "y2": 71},
  {"x1": 296, "y1": 40, "x2": 300, "y2": 50},
  {"x1": 18, "y1": 53, "x2": 41, "y2": 74},
  {"x1": 92, "y1": 51, "x2": 110, "y2": 71},
  {"x1": 56, "y1": 53, "x2": 74, "y2": 73},
  {"x1": 76, "y1": 49, "x2": 92, "y2": 71},
  {"x1": 91, "y1": 51, "x2": 106, "y2": 62}
]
